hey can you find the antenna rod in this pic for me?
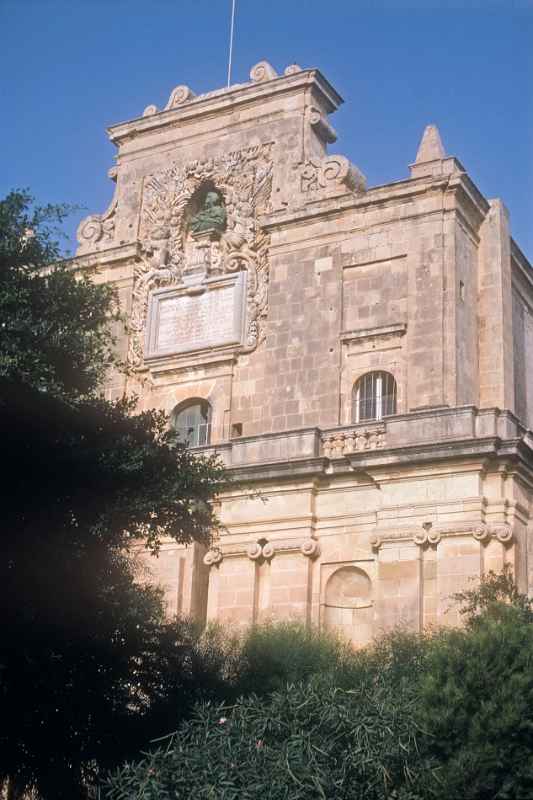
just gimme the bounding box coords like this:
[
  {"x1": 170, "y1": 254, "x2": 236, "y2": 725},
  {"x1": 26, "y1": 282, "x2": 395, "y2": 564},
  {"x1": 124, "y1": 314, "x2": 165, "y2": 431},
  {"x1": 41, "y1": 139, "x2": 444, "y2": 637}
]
[{"x1": 227, "y1": 0, "x2": 236, "y2": 87}]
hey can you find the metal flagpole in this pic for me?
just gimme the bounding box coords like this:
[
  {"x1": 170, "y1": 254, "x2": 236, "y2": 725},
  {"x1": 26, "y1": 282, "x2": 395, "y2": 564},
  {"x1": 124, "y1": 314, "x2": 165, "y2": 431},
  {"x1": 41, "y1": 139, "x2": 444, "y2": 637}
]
[{"x1": 227, "y1": 0, "x2": 236, "y2": 87}]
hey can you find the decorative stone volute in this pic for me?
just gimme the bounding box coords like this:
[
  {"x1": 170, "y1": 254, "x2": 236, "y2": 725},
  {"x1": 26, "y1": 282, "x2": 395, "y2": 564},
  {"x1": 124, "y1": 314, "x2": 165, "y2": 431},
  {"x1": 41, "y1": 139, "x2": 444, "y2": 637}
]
[
  {"x1": 203, "y1": 548, "x2": 223, "y2": 566},
  {"x1": 300, "y1": 539, "x2": 320, "y2": 559},
  {"x1": 300, "y1": 154, "x2": 366, "y2": 199},
  {"x1": 249, "y1": 61, "x2": 278, "y2": 83},
  {"x1": 284, "y1": 63, "x2": 302, "y2": 76},
  {"x1": 165, "y1": 85, "x2": 196, "y2": 110}
]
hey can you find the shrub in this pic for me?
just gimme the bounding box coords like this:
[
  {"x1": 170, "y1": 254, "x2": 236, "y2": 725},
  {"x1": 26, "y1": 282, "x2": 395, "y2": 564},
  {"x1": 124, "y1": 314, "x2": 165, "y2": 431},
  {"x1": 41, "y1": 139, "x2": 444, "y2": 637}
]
[
  {"x1": 104, "y1": 675, "x2": 437, "y2": 800},
  {"x1": 232, "y1": 620, "x2": 359, "y2": 697},
  {"x1": 415, "y1": 572, "x2": 533, "y2": 799}
]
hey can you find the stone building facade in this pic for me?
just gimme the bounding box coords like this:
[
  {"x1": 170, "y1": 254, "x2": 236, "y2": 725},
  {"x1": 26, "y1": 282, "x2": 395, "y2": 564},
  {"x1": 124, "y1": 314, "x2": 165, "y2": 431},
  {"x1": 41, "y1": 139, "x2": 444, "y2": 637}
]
[{"x1": 74, "y1": 61, "x2": 533, "y2": 646}]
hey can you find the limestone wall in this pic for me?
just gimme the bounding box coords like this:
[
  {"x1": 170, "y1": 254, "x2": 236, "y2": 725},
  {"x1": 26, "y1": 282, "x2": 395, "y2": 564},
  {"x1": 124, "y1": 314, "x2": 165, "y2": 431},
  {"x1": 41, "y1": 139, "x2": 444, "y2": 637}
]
[{"x1": 72, "y1": 61, "x2": 533, "y2": 637}]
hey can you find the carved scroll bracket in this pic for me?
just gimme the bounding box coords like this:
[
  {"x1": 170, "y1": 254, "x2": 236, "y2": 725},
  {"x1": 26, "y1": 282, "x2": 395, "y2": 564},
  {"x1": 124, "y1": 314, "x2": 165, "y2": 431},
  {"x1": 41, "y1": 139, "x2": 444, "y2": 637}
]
[
  {"x1": 299, "y1": 154, "x2": 366, "y2": 200},
  {"x1": 370, "y1": 522, "x2": 514, "y2": 551},
  {"x1": 202, "y1": 536, "x2": 321, "y2": 567},
  {"x1": 76, "y1": 186, "x2": 118, "y2": 255}
]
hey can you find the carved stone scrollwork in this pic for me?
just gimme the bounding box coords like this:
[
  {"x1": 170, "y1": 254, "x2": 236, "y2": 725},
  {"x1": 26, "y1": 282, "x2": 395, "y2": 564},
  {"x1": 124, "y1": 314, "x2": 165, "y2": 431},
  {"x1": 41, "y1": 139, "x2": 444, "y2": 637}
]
[
  {"x1": 473, "y1": 525, "x2": 490, "y2": 543},
  {"x1": 284, "y1": 64, "x2": 302, "y2": 76},
  {"x1": 247, "y1": 542, "x2": 263, "y2": 560},
  {"x1": 261, "y1": 542, "x2": 275, "y2": 560},
  {"x1": 165, "y1": 85, "x2": 196, "y2": 109},
  {"x1": 247, "y1": 541, "x2": 275, "y2": 560},
  {"x1": 309, "y1": 107, "x2": 337, "y2": 144},
  {"x1": 300, "y1": 155, "x2": 366, "y2": 198},
  {"x1": 300, "y1": 539, "x2": 320, "y2": 559},
  {"x1": 413, "y1": 524, "x2": 440, "y2": 547},
  {"x1": 128, "y1": 142, "x2": 274, "y2": 368},
  {"x1": 370, "y1": 534, "x2": 382, "y2": 551},
  {"x1": 203, "y1": 548, "x2": 223, "y2": 566},
  {"x1": 322, "y1": 427, "x2": 385, "y2": 458},
  {"x1": 492, "y1": 524, "x2": 513, "y2": 544},
  {"x1": 143, "y1": 104, "x2": 158, "y2": 117},
  {"x1": 472, "y1": 524, "x2": 513, "y2": 545},
  {"x1": 76, "y1": 192, "x2": 118, "y2": 255},
  {"x1": 249, "y1": 61, "x2": 278, "y2": 82}
]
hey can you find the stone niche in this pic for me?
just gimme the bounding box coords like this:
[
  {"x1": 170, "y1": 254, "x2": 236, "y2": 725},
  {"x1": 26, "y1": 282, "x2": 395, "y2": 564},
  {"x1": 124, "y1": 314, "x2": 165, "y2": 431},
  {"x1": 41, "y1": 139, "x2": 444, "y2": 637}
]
[
  {"x1": 145, "y1": 271, "x2": 247, "y2": 359},
  {"x1": 322, "y1": 562, "x2": 375, "y2": 648}
]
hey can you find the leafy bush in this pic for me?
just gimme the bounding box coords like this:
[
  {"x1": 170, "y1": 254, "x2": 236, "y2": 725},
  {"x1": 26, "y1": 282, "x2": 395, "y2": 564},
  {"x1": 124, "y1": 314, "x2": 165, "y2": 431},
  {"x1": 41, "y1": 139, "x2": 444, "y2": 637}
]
[
  {"x1": 232, "y1": 620, "x2": 359, "y2": 697},
  {"x1": 414, "y1": 569, "x2": 533, "y2": 799},
  {"x1": 103, "y1": 571, "x2": 533, "y2": 800},
  {"x1": 105, "y1": 676, "x2": 437, "y2": 800}
]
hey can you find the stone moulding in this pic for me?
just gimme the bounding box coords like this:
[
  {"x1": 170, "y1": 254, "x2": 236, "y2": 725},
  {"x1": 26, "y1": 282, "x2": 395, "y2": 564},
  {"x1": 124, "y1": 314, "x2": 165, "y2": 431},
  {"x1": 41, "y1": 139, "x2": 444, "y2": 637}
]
[
  {"x1": 300, "y1": 154, "x2": 366, "y2": 198},
  {"x1": 322, "y1": 426, "x2": 386, "y2": 458},
  {"x1": 128, "y1": 141, "x2": 274, "y2": 369},
  {"x1": 202, "y1": 537, "x2": 320, "y2": 567},
  {"x1": 370, "y1": 522, "x2": 513, "y2": 551}
]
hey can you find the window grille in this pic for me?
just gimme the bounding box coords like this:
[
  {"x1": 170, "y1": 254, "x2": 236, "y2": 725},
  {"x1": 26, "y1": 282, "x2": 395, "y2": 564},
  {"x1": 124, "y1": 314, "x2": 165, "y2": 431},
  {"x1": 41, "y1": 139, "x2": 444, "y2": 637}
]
[
  {"x1": 352, "y1": 372, "x2": 397, "y2": 423},
  {"x1": 173, "y1": 400, "x2": 212, "y2": 447}
]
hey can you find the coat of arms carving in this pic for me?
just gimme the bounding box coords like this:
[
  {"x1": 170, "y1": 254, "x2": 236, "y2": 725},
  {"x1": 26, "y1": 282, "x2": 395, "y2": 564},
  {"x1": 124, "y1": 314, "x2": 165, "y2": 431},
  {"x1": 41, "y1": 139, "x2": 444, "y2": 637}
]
[{"x1": 128, "y1": 142, "x2": 274, "y2": 368}]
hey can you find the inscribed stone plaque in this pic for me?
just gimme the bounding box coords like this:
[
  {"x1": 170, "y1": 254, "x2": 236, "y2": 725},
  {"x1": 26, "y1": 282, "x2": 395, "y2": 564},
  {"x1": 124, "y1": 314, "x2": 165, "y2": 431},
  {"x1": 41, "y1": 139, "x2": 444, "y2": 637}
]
[{"x1": 145, "y1": 272, "x2": 246, "y2": 358}]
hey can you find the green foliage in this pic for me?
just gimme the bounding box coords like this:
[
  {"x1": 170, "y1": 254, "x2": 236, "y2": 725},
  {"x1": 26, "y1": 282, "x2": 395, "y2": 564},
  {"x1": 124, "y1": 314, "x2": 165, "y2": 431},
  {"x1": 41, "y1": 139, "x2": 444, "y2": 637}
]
[
  {"x1": 453, "y1": 562, "x2": 533, "y2": 625},
  {"x1": 105, "y1": 677, "x2": 436, "y2": 800},
  {"x1": 414, "y1": 570, "x2": 533, "y2": 799},
  {"x1": 103, "y1": 572, "x2": 533, "y2": 800},
  {"x1": 232, "y1": 620, "x2": 358, "y2": 697},
  {"x1": 0, "y1": 191, "x2": 227, "y2": 799},
  {"x1": 0, "y1": 190, "x2": 121, "y2": 398}
]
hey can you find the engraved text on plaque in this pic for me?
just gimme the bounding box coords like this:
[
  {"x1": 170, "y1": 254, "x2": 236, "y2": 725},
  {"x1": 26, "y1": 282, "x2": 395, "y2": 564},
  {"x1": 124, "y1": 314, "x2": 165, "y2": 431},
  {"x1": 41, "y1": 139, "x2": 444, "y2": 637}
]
[{"x1": 145, "y1": 272, "x2": 246, "y2": 358}]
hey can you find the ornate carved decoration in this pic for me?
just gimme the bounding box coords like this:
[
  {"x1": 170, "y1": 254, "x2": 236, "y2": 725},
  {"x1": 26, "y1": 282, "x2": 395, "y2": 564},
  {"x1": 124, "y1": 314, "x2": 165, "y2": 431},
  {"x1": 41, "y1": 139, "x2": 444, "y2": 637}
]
[
  {"x1": 300, "y1": 155, "x2": 366, "y2": 198},
  {"x1": 371, "y1": 522, "x2": 514, "y2": 551},
  {"x1": 76, "y1": 190, "x2": 118, "y2": 255},
  {"x1": 261, "y1": 542, "x2": 275, "y2": 560},
  {"x1": 246, "y1": 542, "x2": 263, "y2": 560},
  {"x1": 284, "y1": 64, "x2": 302, "y2": 76},
  {"x1": 322, "y1": 426, "x2": 385, "y2": 458},
  {"x1": 246, "y1": 541, "x2": 275, "y2": 560},
  {"x1": 128, "y1": 142, "x2": 274, "y2": 368},
  {"x1": 309, "y1": 107, "x2": 337, "y2": 144},
  {"x1": 249, "y1": 61, "x2": 278, "y2": 82},
  {"x1": 203, "y1": 536, "x2": 321, "y2": 566},
  {"x1": 203, "y1": 547, "x2": 223, "y2": 566},
  {"x1": 165, "y1": 85, "x2": 196, "y2": 110},
  {"x1": 300, "y1": 538, "x2": 320, "y2": 559},
  {"x1": 143, "y1": 104, "x2": 158, "y2": 117}
]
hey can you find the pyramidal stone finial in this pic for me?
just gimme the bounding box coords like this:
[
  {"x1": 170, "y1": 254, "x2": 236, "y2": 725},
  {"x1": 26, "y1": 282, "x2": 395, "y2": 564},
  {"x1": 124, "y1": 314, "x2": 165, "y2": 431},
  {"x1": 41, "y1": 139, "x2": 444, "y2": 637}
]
[{"x1": 415, "y1": 124, "x2": 445, "y2": 163}]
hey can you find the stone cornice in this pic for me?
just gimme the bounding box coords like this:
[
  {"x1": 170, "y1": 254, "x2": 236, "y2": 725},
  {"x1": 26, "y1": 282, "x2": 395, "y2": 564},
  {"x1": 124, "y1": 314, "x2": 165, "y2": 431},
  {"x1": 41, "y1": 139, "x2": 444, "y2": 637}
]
[
  {"x1": 67, "y1": 242, "x2": 141, "y2": 272},
  {"x1": 221, "y1": 438, "x2": 529, "y2": 485},
  {"x1": 107, "y1": 69, "x2": 342, "y2": 148},
  {"x1": 260, "y1": 168, "x2": 492, "y2": 241}
]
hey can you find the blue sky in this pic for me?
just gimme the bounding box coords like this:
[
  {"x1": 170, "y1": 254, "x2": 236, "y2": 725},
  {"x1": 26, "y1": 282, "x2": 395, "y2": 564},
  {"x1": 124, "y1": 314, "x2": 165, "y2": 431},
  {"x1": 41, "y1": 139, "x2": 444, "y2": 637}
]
[{"x1": 1, "y1": 1, "x2": 532, "y2": 258}]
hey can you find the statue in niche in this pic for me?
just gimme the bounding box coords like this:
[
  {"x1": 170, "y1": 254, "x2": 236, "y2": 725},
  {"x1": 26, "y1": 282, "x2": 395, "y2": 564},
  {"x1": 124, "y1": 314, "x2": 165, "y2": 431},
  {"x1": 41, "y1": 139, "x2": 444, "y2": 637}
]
[{"x1": 190, "y1": 191, "x2": 226, "y2": 234}]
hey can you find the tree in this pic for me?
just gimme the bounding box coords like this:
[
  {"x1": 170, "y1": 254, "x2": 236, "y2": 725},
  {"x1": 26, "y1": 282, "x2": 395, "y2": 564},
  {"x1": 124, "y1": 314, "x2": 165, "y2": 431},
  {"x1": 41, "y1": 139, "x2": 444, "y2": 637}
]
[{"x1": 0, "y1": 191, "x2": 227, "y2": 798}]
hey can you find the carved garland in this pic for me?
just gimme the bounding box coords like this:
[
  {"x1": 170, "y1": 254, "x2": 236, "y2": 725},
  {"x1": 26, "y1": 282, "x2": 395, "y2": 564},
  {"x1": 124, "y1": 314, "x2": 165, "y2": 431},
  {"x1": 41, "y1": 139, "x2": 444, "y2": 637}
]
[{"x1": 128, "y1": 142, "x2": 274, "y2": 369}]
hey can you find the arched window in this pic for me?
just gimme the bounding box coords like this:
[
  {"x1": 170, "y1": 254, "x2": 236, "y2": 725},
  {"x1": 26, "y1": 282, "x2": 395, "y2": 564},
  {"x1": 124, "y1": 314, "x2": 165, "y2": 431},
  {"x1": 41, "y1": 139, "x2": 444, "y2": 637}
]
[
  {"x1": 352, "y1": 371, "x2": 397, "y2": 423},
  {"x1": 172, "y1": 400, "x2": 211, "y2": 447}
]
